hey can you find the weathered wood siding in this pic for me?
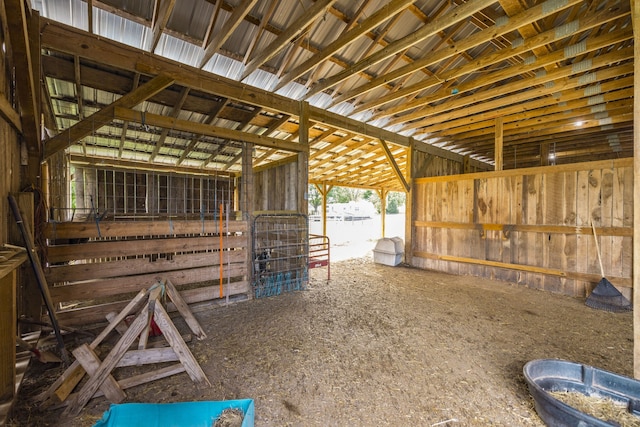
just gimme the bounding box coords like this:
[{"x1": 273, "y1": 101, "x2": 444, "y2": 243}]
[
  {"x1": 43, "y1": 219, "x2": 250, "y2": 326},
  {"x1": 254, "y1": 161, "x2": 299, "y2": 212},
  {"x1": 411, "y1": 158, "x2": 632, "y2": 298}
]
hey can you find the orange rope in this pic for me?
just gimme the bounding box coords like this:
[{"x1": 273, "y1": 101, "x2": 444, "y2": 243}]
[{"x1": 219, "y1": 203, "x2": 224, "y2": 299}]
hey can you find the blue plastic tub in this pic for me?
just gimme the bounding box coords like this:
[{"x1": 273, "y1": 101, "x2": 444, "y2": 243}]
[
  {"x1": 523, "y1": 359, "x2": 640, "y2": 426},
  {"x1": 93, "y1": 399, "x2": 254, "y2": 427}
]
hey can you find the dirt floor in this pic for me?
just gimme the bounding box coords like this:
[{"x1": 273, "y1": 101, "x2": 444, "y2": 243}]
[{"x1": 9, "y1": 256, "x2": 635, "y2": 426}]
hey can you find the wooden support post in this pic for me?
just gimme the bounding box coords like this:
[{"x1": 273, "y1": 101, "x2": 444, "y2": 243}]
[
  {"x1": 404, "y1": 140, "x2": 415, "y2": 265},
  {"x1": 632, "y1": 0, "x2": 640, "y2": 379},
  {"x1": 298, "y1": 101, "x2": 310, "y2": 215},
  {"x1": 317, "y1": 182, "x2": 332, "y2": 237},
  {"x1": 379, "y1": 189, "x2": 388, "y2": 238},
  {"x1": 0, "y1": 267, "x2": 18, "y2": 401},
  {"x1": 541, "y1": 143, "x2": 551, "y2": 166},
  {"x1": 463, "y1": 155, "x2": 472, "y2": 174},
  {"x1": 495, "y1": 117, "x2": 503, "y2": 171}
]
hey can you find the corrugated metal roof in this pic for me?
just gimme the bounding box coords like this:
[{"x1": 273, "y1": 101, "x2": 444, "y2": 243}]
[{"x1": 34, "y1": 0, "x2": 635, "y2": 188}]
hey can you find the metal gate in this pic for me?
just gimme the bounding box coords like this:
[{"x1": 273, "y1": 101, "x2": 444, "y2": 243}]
[{"x1": 252, "y1": 213, "x2": 308, "y2": 298}]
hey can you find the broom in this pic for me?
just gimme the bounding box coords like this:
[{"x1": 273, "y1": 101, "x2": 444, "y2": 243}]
[{"x1": 585, "y1": 221, "x2": 632, "y2": 312}]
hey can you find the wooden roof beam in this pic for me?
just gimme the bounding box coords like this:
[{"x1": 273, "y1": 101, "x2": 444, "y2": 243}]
[
  {"x1": 274, "y1": 0, "x2": 414, "y2": 91},
  {"x1": 438, "y1": 97, "x2": 634, "y2": 142},
  {"x1": 448, "y1": 103, "x2": 633, "y2": 141},
  {"x1": 242, "y1": 0, "x2": 278, "y2": 64},
  {"x1": 176, "y1": 98, "x2": 229, "y2": 166},
  {"x1": 352, "y1": 0, "x2": 622, "y2": 114},
  {"x1": 399, "y1": 47, "x2": 633, "y2": 130},
  {"x1": 385, "y1": 25, "x2": 632, "y2": 124},
  {"x1": 69, "y1": 154, "x2": 237, "y2": 177},
  {"x1": 44, "y1": 74, "x2": 175, "y2": 160},
  {"x1": 305, "y1": 0, "x2": 499, "y2": 99},
  {"x1": 241, "y1": 0, "x2": 340, "y2": 80},
  {"x1": 150, "y1": 0, "x2": 176, "y2": 52},
  {"x1": 112, "y1": 107, "x2": 307, "y2": 154},
  {"x1": 379, "y1": 139, "x2": 409, "y2": 192},
  {"x1": 201, "y1": 0, "x2": 223, "y2": 49},
  {"x1": 149, "y1": 86, "x2": 190, "y2": 161},
  {"x1": 329, "y1": 11, "x2": 407, "y2": 99},
  {"x1": 118, "y1": 73, "x2": 140, "y2": 158},
  {"x1": 419, "y1": 79, "x2": 634, "y2": 135},
  {"x1": 199, "y1": 0, "x2": 260, "y2": 69},
  {"x1": 40, "y1": 17, "x2": 475, "y2": 165}
]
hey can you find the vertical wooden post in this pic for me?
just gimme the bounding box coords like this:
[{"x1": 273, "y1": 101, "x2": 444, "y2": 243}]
[
  {"x1": 0, "y1": 269, "x2": 17, "y2": 401},
  {"x1": 241, "y1": 143, "x2": 254, "y2": 221},
  {"x1": 298, "y1": 101, "x2": 309, "y2": 216},
  {"x1": 321, "y1": 182, "x2": 328, "y2": 237},
  {"x1": 88, "y1": 0, "x2": 94, "y2": 33},
  {"x1": 463, "y1": 155, "x2": 471, "y2": 174},
  {"x1": 632, "y1": 0, "x2": 640, "y2": 379},
  {"x1": 495, "y1": 117, "x2": 503, "y2": 171},
  {"x1": 541, "y1": 143, "x2": 550, "y2": 166},
  {"x1": 404, "y1": 140, "x2": 414, "y2": 265},
  {"x1": 379, "y1": 189, "x2": 388, "y2": 237},
  {"x1": 241, "y1": 142, "x2": 254, "y2": 288}
]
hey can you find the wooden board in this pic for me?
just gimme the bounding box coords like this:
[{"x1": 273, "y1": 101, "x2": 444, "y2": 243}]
[{"x1": 411, "y1": 160, "x2": 633, "y2": 297}]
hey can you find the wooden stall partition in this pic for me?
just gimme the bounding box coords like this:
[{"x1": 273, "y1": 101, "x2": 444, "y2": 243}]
[
  {"x1": 42, "y1": 219, "x2": 250, "y2": 326},
  {"x1": 254, "y1": 159, "x2": 300, "y2": 211},
  {"x1": 411, "y1": 158, "x2": 633, "y2": 298}
]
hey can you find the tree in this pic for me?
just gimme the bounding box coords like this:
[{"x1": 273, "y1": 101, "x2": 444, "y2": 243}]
[
  {"x1": 308, "y1": 185, "x2": 322, "y2": 215},
  {"x1": 363, "y1": 190, "x2": 381, "y2": 213},
  {"x1": 327, "y1": 186, "x2": 361, "y2": 203},
  {"x1": 386, "y1": 192, "x2": 406, "y2": 214}
]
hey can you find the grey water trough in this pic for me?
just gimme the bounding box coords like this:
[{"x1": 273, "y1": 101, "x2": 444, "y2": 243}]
[{"x1": 523, "y1": 359, "x2": 640, "y2": 426}]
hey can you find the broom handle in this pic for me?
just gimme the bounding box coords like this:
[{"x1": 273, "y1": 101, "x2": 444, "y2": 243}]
[{"x1": 591, "y1": 220, "x2": 605, "y2": 278}]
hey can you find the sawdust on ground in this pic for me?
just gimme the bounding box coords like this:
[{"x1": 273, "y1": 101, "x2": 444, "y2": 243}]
[{"x1": 9, "y1": 256, "x2": 634, "y2": 426}]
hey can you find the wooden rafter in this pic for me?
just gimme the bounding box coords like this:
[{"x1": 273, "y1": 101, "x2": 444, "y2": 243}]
[
  {"x1": 176, "y1": 99, "x2": 228, "y2": 166},
  {"x1": 149, "y1": 86, "x2": 190, "y2": 161},
  {"x1": 112, "y1": 107, "x2": 306, "y2": 154},
  {"x1": 348, "y1": 0, "x2": 590, "y2": 113},
  {"x1": 39, "y1": 19, "x2": 425, "y2": 151},
  {"x1": 305, "y1": 0, "x2": 499, "y2": 98},
  {"x1": 243, "y1": 0, "x2": 278, "y2": 64},
  {"x1": 199, "y1": 0, "x2": 259, "y2": 69},
  {"x1": 241, "y1": 0, "x2": 340, "y2": 80},
  {"x1": 395, "y1": 46, "x2": 633, "y2": 130},
  {"x1": 274, "y1": 0, "x2": 413, "y2": 91},
  {"x1": 150, "y1": 0, "x2": 177, "y2": 52},
  {"x1": 378, "y1": 139, "x2": 409, "y2": 192},
  {"x1": 44, "y1": 74, "x2": 176, "y2": 160},
  {"x1": 118, "y1": 73, "x2": 140, "y2": 158}
]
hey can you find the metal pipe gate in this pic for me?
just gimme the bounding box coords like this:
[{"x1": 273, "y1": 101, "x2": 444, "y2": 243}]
[{"x1": 252, "y1": 213, "x2": 308, "y2": 298}]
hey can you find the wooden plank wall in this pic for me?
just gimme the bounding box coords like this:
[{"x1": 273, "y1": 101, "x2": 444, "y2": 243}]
[
  {"x1": 254, "y1": 161, "x2": 298, "y2": 211},
  {"x1": 43, "y1": 219, "x2": 250, "y2": 326},
  {"x1": 411, "y1": 158, "x2": 633, "y2": 298},
  {"x1": 0, "y1": 47, "x2": 21, "y2": 244}
]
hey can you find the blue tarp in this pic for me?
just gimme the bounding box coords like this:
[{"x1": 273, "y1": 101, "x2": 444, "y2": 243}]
[{"x1": 93, "y1": 399, "x2": 254, "y2": 427}]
